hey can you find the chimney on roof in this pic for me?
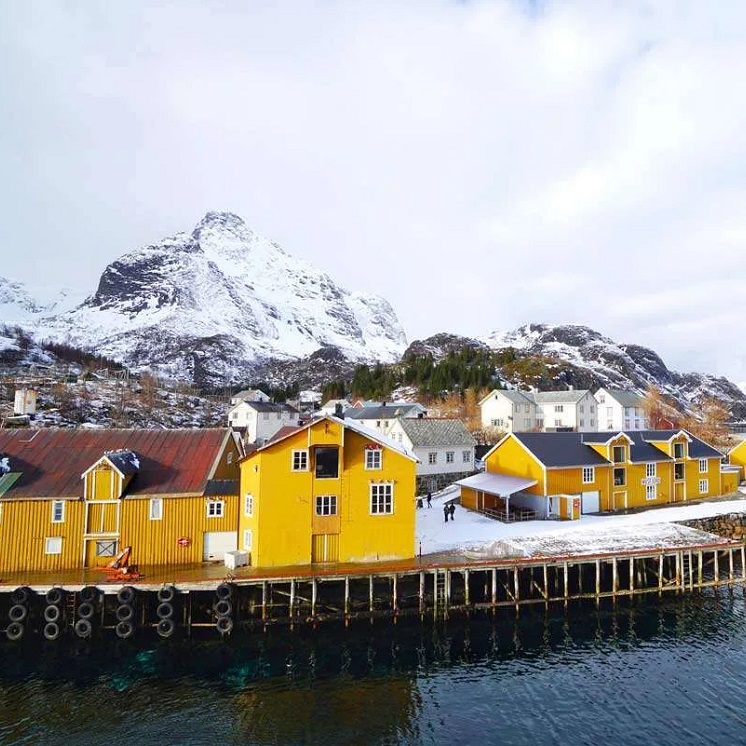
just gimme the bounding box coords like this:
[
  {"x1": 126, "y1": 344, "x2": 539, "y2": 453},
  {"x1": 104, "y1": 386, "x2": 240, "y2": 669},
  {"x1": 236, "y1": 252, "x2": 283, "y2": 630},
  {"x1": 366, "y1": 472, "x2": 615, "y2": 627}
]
[{"x1": 334, "y1": 402, "x2": 344, "y2": 419}]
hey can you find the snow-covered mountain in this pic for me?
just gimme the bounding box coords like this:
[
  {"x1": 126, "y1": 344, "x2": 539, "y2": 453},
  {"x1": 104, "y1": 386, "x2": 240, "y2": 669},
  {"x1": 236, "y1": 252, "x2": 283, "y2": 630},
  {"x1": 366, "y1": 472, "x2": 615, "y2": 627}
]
[
  {"x1": 480, "y1": 323, "x2": 746, "y2": 419},
  {"x1": 0, "y1": 277, "x2": 81, "y2": 325},
  {"x1": 21, "y1": 212, "x2": 407, "y2": 385}
]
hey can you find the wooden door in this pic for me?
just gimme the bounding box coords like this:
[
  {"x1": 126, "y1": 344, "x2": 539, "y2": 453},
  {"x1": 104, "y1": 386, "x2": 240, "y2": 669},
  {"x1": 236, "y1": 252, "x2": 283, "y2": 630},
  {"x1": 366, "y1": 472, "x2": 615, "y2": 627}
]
[{"x1": 311, "y1": 534, "x2": 339, "y2": 563}]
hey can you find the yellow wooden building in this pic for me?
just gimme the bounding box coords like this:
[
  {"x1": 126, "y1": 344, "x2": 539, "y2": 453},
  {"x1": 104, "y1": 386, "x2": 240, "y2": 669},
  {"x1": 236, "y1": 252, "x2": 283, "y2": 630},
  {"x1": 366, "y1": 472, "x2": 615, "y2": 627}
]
[
  {"x1": 238, "y1": 415, "x2": 418, "y2": 568},
  {"x1": 461, "y1": 429, "x2": 737, "y2": 518},
  {"x1": 729, "y1": 439, "x2": 746, "y2": 481},
  {"x1": 0, "y1": 428, "x2": 241, "y2": 574}
]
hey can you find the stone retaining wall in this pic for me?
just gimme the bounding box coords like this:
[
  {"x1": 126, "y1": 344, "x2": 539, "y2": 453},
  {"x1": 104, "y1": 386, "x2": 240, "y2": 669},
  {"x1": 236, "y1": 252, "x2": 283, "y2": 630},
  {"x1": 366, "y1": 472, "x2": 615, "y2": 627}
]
[{"x1": 680, "y1": 513, "x2": 746, "y2": 540}]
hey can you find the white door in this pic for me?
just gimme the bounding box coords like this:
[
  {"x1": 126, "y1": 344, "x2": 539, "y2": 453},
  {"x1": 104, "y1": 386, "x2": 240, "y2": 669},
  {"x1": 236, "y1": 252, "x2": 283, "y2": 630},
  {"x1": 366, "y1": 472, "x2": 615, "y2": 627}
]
[
  {"x1": 203, "y1": 531, "x2": 238, "y2": 561},
  {"x1": 581, "y1": 491, "x2": 600, "y2": 514}
]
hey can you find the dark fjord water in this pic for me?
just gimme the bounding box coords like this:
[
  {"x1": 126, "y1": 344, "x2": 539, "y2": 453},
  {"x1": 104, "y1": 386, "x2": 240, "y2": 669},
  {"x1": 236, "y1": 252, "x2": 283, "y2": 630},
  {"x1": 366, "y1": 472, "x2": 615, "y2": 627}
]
[{"x1": 1, "y1": 592, "x2": 745, "y2": 746}]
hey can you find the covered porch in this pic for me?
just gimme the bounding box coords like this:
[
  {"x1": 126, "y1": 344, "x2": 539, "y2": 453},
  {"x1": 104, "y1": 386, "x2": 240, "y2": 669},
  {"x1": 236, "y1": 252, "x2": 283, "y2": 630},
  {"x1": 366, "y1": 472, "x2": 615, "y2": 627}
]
[{"x1": 456, "y1": 472, "x2": 542, "y2": 523}]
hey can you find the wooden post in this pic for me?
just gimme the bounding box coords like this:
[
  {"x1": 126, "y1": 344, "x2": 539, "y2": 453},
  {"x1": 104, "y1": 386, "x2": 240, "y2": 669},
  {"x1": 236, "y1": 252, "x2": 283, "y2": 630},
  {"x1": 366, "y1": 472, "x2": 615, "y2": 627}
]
[
  {"x1": 311, "y1": 578, "x2": 317, "y2": 617},
  {"x1": 675, "y1": 552, "x2": 681, "y2": 591},
  {"x1": 446, "y1": 570, "x2": 451, "y2": 609},
  {"x1": 612, "y1": 557, "x2": 618, "y2": 599},
  {"x1": 543, "y1": 564, "x2": 549, "y2": 605},
  {"x1": 741, "y1": 545, "x2": 746, "y2": 582},
  {"x1": 369, "y1": 575, "x2": 374, "y2": 613},
  {"x1": 629, "y1": 557, "x2": 635, "y2": 594},
  {"x1": 392, "y1": 574, "x2": 398, "y2": 611},
  {"x1": 289, "y1": 579, "x2": 295, "y2": 618},
  {"x1": 514, "y1": 567, "x2": 520, "y2": 604},
  {"x1": 344, "y1": 576, "x2": 350, "y2": 617},
  {"x1": 595, "y1": 559, "x2": 600, "y2": 601},
  {"x1": 714, "y1": 551, "x2": 720, "y2": 585},
  {"x1": 658, "y1": 554, "x2": 664, "y2": 595},
  {"x1": 261, "y1": 582, "x2": 267, "y2": 620},
  {"x1": 464, "y1": 570, "x2": 470, "y2": 607},
  {"x1": 419, "y1": 571, "x2": 425, "y2": 614},
  {"x1": 698, "y1": 551, "x2": 704, "y2": 588},
  {"x1": 729, "y1": 548, "x2": 734, "y2": 583},
  {"x1": 492, "y1": 568, "x2": 497, "y2": 606},
  {"x1": 563, "y1": 562, "x2": 569, "y2": 601}
]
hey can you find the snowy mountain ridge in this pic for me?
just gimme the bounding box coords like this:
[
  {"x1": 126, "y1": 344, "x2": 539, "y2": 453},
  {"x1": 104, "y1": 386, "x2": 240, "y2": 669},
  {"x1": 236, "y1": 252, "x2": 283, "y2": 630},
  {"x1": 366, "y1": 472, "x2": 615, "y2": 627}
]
[{"x1": 10, "y1": 212, "x2": 407, "y2": 385}]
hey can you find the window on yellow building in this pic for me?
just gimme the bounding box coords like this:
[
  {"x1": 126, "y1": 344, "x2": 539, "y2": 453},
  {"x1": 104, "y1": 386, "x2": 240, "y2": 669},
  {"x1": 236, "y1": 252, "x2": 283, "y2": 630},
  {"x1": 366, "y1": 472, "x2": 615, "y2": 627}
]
[
  {"x1": 612, "y1": 446, "x2": 626, "y2": 463},
  {"x1": 673, "y1": 442, "x2": 686, "y2": 459},
  {"x1": 292, "y1": 450, "x2": 309, "y2": 471},
  {"x1": 96, "y1": 540, "x2": 117, "y2": 557},
  {"x1": 699, "y1": 479, "x2": 709, "y2": 494},
  {"x1": 207, "y1": 500, "x2": 225, "y2": 518},
  {"x1": 613, "y1": 468, "x2": 625, "y2": 486},
  {"x1": 51, "y1": 500, "x2": 65, "y2": 523},
  {"x1": 315, "y1": 447, "x2": 339, "y2": 479},
  {"x1": 699, "y1": 459, "x2": 708, "y2": 473},
  {"x1": 674, "y1": 463, "x2": 685, "y2": 481},
  {"x1": 582, "y1": 467, "x2": 594, "y2": 484},
  {"x1": 315, "y1": 495, "x2": 337, "y2": 516},
  {"x1": 149, "y1": 498, "x2": 163, "y2": 521},
  {"x1": 45, "y1": 537, "x2": 62, "y2": 555},
  {"x1": 370, "y1": 483, "x2": 393, "y2": 514},
  {"x1": 244, "y1": 493, "x2": 254, "y2": 516},
  {"x1": 365, "y1": 449, "x2": 382, "y2": 470}
]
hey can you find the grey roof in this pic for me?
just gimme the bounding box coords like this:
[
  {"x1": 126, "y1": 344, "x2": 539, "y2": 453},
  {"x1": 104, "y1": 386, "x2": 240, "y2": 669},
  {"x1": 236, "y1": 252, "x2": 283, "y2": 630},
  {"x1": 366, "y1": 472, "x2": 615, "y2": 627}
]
[
  {"x1": 581, "y1": 432, "x2": 673, "y2": 464},
  {"x1": 511, "y1": 432, "x2": 610, "y2": 467},
  {"x1": 600, "y1": 389, "x2": 645, "y2": 407},
  {"x1": 243, "y1": 401, "x2": 299, "y2": 414},
  {"x1": 233, "y1": 389, "x2": 268, "y2": 401},
  {"x1": 531, "y1": 390, "x2": 591, "y2": 404},
  {"x1": 346, "y1": 404, "x2": 423, "y2": 420},
  {"x1": 498, "y1": 390, "x2": 535, "y2": 405},
  {"x1": 637, "y1": 430, "x2": 723, "y2": 459},
  {"x1": 397, "y1": 418, "x2": 477, "y2": 448},
  {"x1": 456, "y1": 472, "x2": 537, "y2": 496}
]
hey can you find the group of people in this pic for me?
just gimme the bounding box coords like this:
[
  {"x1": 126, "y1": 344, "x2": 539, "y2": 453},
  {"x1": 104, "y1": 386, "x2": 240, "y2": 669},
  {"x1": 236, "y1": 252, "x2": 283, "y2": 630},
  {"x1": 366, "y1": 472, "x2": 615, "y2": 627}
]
[{"x1": 415, "y1": 491, "x2": 456, "y2": 521}]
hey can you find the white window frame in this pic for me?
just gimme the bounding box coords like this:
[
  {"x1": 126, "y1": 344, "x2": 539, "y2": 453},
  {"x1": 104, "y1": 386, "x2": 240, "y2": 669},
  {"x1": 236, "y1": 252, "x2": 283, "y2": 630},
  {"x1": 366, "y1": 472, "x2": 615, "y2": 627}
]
[
  {"x1": 582, "y1": 467, "x2": 594, "y2": 484},
  {"x1": 243, "y1": 529, "x2": 253, "y2": 551},
  {"x1": 206, "y1": 500, "x2": 225, "y2": 518},
  {"x1": 45, "y1": 536, "x2": 62, "y2": 555},
  {"x1": 149, "y1": 497, "x2": 163, "y2": 521},
  {"x1": 673, "y1": 442, "x2": 686, "y2": 459},
  {"x1": 51, "y1": 500, "x2": 65, "y2": 524},
  {"x1": 446, "y1": 451, "x2": 455, "y2": 464},
  {"x1": 674, "y1": 463, "x2": 685, "y2": 481},
  {"x1": 699, "y1": 459, "x2": 708, "y2": 474},
  {"x1": 612, "y1": 445, "x2": 626, "y2": 463},
  {"x1": 699, "y1": 479, "x2": 709, "y2": 494},
  {"x1": 428, "y1": 452, "x2": 437, "y2": 465},
  {"x1": 370, "y1": 483, "x2": 394, "y2": 515},
  {"x1": 462, "y1": 450, "x2": 471, "y2": 463},
  {"x1": 646, "y1": 463, "x2": 656, "y2": 478},
  {"x1": 291, "y1": 450, "x2": 309, "y2": 471},
  {"x1": 554, "y1": 419, "x2": 562, "y2": 427},
  {"x1": 365, "y1": 449, "x2": 382, "y2": 470},
  {"x1": 315, "y1": 494, "x2": 338, "y2": 516},
  {"x1": 646, "y1": 484, "x2": 657, "y2": 501},
  {"x1": 244, "y1": 493, "x2": 254, "y2": 517}
]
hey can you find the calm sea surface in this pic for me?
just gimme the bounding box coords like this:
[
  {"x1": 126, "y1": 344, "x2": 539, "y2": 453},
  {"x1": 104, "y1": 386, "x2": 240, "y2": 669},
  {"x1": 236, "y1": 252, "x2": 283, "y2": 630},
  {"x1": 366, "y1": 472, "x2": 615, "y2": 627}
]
[{"x1": 1, "y1": 591, "x2": 745, "y2": 745}]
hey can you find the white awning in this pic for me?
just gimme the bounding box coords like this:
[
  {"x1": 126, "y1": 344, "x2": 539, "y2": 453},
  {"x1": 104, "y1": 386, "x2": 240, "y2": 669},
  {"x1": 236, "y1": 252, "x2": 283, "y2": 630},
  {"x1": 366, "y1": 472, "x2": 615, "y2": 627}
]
[{"x1": 455, "y1": 472, "x2": 537, "y2": 497}]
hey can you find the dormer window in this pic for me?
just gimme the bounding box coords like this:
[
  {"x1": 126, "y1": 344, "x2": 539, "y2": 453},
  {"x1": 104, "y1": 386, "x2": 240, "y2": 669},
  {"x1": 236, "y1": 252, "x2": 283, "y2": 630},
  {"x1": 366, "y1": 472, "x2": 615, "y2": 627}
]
[
  {"x1": 612, "y1": 446, "x2": 626, "y2": 463},
  {"x1": 673, "y1": 442, "x2": 686, "y2": 459}
]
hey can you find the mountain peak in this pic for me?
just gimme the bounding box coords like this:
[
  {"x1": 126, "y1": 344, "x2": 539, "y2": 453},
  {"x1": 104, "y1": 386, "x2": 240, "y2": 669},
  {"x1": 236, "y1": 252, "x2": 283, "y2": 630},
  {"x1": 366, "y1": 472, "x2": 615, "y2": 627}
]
[{"x1": 192, "y1": 211, "x2": 248, "y2": 240}]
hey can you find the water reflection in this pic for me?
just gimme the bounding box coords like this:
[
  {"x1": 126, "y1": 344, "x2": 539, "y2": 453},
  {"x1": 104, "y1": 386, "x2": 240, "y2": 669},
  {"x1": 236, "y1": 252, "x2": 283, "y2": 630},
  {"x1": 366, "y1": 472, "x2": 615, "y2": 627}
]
[{"x1": 0, "y1": 590, "x2": 744, "y2": 745}]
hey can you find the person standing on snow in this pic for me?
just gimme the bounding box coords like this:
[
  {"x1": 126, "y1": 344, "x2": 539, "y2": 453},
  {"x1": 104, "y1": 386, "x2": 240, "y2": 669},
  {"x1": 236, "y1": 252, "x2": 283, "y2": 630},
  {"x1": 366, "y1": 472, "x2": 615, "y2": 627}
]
[
  {"x1": 448, "y1": 503, "x2": 456, "y2": 521},
  {"x1": 443, "y1": 504, "x2": 449, "y2": 523}
]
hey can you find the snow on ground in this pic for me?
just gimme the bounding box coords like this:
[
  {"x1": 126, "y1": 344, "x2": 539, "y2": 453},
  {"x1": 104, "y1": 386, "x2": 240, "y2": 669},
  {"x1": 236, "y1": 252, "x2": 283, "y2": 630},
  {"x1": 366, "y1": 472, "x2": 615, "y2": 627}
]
[{"x1": 417, "y1": 487, "x2": 746, "y2": 559}]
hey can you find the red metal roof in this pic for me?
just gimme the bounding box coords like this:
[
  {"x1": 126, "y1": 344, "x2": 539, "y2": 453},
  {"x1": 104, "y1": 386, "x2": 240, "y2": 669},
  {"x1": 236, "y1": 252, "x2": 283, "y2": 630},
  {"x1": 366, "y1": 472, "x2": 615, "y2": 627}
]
[{"x1": 0, "y1": 428, "x2": 233, "y2": 499}]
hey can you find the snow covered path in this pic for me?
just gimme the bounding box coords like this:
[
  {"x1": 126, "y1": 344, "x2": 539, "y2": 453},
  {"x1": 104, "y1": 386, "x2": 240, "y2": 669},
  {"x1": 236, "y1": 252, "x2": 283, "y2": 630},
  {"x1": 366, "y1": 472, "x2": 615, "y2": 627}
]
[{"x1": 416, "y1": 487, "x2": 746, "y2": 557}]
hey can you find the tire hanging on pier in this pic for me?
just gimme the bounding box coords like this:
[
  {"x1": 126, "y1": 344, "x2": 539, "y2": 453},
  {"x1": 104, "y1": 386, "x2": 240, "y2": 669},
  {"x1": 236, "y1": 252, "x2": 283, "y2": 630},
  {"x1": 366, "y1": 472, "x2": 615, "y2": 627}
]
[
  {"x1": 43, "y1": 622, "x2": 60, "y2": 641},
  {"x1": 10, "y1": 587, "x2": 31, "y2": 605},
  {"x1": 157, "y1": 586, "x2": 176, "y2": 603},
  {"x1": 116, "y1": 586, "x2": 136, "y2": 605},
  {"x1": 8, "y1": 604, "x2": 27, "y2": 623},
  {"x1": 6, "y1": 622, "x2": 24, "y2": 641},
  {"x1": 156, "y1": 602, "x2": 174, "y2": 620},
  {"x1": 43, "y1": 605, "x2": 61, "y2": 623},
  {"x1": 74, "y1": 619, "x2": 92, "y2": 639},
  {"x1": 45, "y1": 588, "x2": 64, "y2": 606},
  {"x1": 115, "y1": 620, "x2": 135, "y2": 640},
  {"x1": 80, "y1": 586, "x2": 98, "y2": 603},
  {"x1": 115, "y1": 604, "x2": 134, "y2": 623},
  {"x1": 216, "y1": 616, "x2": 233, "y2": 636},
  {"x1": 77, "y1": 602, "x2": 95, "y2": 620},
  {"x1": 215, "y1": 583, "x2": 233, "y2": 601},
  {"x1": 157, "y1": 618, "x2": 175, "y2": 639},
  {"x1": 214, "y1": 600, "x2": 232, "y2": 618}
]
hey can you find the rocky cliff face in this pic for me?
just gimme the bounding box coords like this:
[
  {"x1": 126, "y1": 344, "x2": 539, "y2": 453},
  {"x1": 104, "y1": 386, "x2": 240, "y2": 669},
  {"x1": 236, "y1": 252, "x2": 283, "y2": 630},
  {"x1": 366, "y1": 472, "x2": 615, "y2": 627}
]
[{"x1": 27, "y1": 212, "x2": 408, "y2": 386}]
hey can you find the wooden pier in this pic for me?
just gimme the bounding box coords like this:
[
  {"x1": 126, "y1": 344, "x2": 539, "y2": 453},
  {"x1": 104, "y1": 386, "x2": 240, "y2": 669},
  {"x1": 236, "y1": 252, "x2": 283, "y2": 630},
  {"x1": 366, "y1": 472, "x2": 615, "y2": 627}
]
[{"x1": 0, "y1": 537, "x2": 744, "y2": 641}]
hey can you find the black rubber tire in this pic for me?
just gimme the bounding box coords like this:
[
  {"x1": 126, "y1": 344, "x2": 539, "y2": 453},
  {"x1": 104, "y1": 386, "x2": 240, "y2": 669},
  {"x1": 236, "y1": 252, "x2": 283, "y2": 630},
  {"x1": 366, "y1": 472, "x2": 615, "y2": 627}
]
[
  {"x1": 6, "y1": 622, "x2": 24, "y2": 641},
  {"x1": 157, "y1": 585, "x2": 176, "y2": 603},
  {"x1": 214, "y1": 599, "x2": 232, "y2": 617},
  {"x1": 116, "y1": 586, "x2": 136, "y2": 605},
  {"x1": 156, "y1": 602, "x2": 173, "y2": 620},
  {"x1": 115, "y1": 620, "x2": 135, "y2": 639},
  {"x1": 215, "y1": 582, "x2": 233, "y2": 600},
  {"x1": 216, "y1": 616, "x2": 233, "y2": 635},
  {"x1": 8, "y1": 604, "x2": 27, "y2": 623},
  {"x1": 43, "y1": 605, "x2": 61, "y2": 623},
  {"x1": 157, "y1": 618, "x2": 175, "y2": 638},
  {"x1": 77, "y1": 602, "x2": 95, "y2": 620},
  {"x1": 80, "y1": 586, "x2": 98, "y2": 603},
  {"x1": 45, "y1": 587, "x2": 64, "y2": 606},
  {"x1": 74, "y1": 619, "x2": 92, "y2": 639},
  {"x1": 115, "y1": 604, "x2": 134, "y2": 623},
  {"x1": 43, "y1": 622, "x2": 60, "y2": 641},
  {"x1": 10, "y1": 587, "x2": 30, "y2": 605}
]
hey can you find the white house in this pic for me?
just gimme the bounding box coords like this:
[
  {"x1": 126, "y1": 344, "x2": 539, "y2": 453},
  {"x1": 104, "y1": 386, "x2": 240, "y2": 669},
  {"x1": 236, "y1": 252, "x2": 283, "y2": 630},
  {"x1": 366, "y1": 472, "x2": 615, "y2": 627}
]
[
  {"x1": 479, "y1": 388, "x2": 598, "y2": 433},
  {"x1": 479, "y1": 390, "x2": 537, "y2": 432},
  {"x1": 318, "y1": 398, "x2": 353, "y2": 416},
  {"x1": 387, "y1": 417, "x2": 476, "y2": 493},
  {"x1": 594, "y1": 388, "x2": 649, "y2": 431},
  {"x1": 228, "y1": 400, "x2": 300, "y2": 443},
  {"x1": 345, "y1": 402, "x2": 427, "y2": 436},
  {"x1": 230, "y1": 389, "x2": 270, "y2": 406}
]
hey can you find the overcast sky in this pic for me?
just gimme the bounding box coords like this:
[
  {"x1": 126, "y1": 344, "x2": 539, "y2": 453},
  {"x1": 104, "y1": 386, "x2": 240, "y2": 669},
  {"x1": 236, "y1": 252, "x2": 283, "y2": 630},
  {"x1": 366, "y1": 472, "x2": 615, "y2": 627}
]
[{"x1": 1, "y1": 1, "x2": 745, "y2": 384}]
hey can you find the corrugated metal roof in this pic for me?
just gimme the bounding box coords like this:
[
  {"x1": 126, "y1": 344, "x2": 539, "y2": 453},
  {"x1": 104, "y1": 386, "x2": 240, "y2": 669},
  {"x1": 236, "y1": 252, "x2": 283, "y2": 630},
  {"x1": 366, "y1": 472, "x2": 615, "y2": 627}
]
[
  {"x1": 0, "y1": 429, "x2": 233, "y2": 499},
  {"x1": 456, "y1": 472, "x2": 537, "y2": 496},
  {"x1": 397, "y1": 418, "x2": 477, "y2": 447}
]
